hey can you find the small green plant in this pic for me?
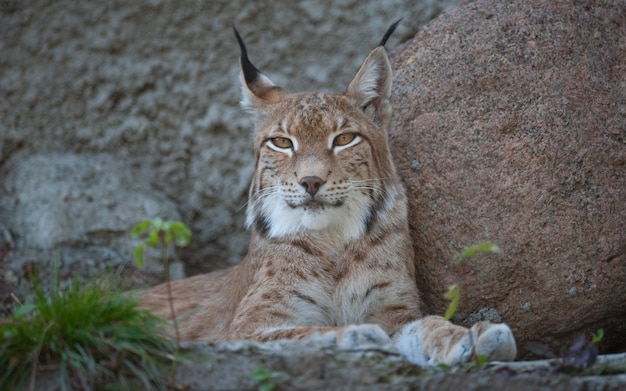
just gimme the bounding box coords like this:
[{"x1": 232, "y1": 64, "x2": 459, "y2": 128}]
[
  {"x1": 432, "y1": 354, "x2": 488, "y2": 373},
  {"x1": 433, "y1": 363, "x2": 452, "y2": 372},
  {"x1": 464, "y1": 354, "x2": 489, "y2": 372},
  {"x1": 0, "y1": 266, "x2": 174, "y2": 390},
  {"x1": 451, "y1": 242, "x2": 501, "y2": 265},
  {"x1": 591, "y1": 328, "x2": 604, "y2": 344},
  {"x1": 132, "y1": 218, "x2": 191, "y2": 269},
  {"x1": 250, "y1": 368, "x2": 287, "y2": 391},
  {"x1": 131, "y1": 218, "x2": 191, "y2": 331},
  {"x1": 474, "y1": 354, "x2": 488, "y2": 366},
  {"x1": 443, "y1": 284, "x2": 461, "y2": 321},
  {"x1": 131, "y1": 218, "x2": 191, "y2": 380},
  {"x1": 444, "y1": 242, "x2": 501, "y2": 320}
]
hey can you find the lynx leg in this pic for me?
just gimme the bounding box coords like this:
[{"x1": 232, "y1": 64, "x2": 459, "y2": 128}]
[
  {"x1": 393, "y1": 315, "x2": 516, "y2": 366},
  {"x1": 234, "y1": 324, "x2": 392, "y2": 349}
]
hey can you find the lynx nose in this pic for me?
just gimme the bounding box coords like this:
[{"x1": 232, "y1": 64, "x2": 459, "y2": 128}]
[{"x1": 299, "y1": 176, "x2": 324, "y2": 197}]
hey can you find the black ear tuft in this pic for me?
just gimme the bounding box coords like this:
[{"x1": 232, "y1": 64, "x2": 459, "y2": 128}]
[
  {"x1": 233, "y1": 26, "x2": 261, "y2": 85},
  {"x1": 378, "y1": 18, "x2": 402, "y2": 47}
]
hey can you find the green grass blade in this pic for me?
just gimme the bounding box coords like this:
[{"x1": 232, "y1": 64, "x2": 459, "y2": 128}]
[
  {"x1": 444, "y1": 284, "x2": 461, "y2": 320},
  {"x1": 453, "y1": 242, "x2": 501, "y2": 264},
  {"x1": 1, "y1": 267, "x2": 175, "y2": 389}
]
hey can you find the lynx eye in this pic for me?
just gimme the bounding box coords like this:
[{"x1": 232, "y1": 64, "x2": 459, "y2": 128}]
[
  {"x1": 270, "y1": 137, "x2": 293, "y2": 149},
  {"x1": 333, "y1": 133, "x2": 357, "y2": 147}
]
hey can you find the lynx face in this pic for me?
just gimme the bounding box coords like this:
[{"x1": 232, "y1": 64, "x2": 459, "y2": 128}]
[
  {"x1": 237, "y1": 29, "x2": 398, "y2": 243},
  {"x1": 247, "y1": 93, "x2": 394, "y2": 240}
]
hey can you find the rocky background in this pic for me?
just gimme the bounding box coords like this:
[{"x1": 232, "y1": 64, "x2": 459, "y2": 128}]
[
  {"x1": 0, "y1": 0, "x2": 457, "y2": 289},
  {"x1": 1, "y1": 0, "x2": 625, "y2": 360}
]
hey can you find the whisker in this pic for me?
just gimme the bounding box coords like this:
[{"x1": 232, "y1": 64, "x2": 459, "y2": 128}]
[
  {"x1": 236, "y1": 185, "x2": 281, "y2": 213},
  {"x1": 349, "y1": 177, "x2": 391, "y2": 183},
  {"x1": 235, "y1": 201, "x2": 248, "y2": 213}
]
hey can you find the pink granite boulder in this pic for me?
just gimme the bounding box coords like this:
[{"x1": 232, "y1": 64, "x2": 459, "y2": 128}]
[{"x1": 390, "y1": 0, "x2": 626, "y2": 356}]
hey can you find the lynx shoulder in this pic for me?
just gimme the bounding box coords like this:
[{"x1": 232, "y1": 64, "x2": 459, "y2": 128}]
[{"x1": 139, "y1": 23, "x2": 516, "y2": 366}]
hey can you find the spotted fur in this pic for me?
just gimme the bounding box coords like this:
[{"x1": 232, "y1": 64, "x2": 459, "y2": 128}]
[{"x1": 139, "y1": 24, "x2": 516, "y2": 366}]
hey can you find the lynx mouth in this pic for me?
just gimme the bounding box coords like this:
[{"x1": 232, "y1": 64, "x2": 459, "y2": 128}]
[{"x1": 286, "y1": 199, "x2": 344, "y2": 209}]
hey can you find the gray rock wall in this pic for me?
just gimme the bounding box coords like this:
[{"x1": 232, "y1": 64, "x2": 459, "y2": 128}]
[{"x1": 0, "y1": 0, "x2": 459, "y2": 284}]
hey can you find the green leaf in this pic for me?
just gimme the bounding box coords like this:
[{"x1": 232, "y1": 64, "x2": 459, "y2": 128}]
[
  {"x1": 433, "y1": 363, "x2": 452, "y2": 372},
  {"x1": 148, "y1": 229, "x2": 160, "y2": 247},
  {"x1": 250, "y1": 368, "x2": 271, "y2": 381},
  {"x1": 592, "y1": 328, "x2": 604, "y2": 344},
  {"x1": 134, "y1": 244, "x2": 146, "y2": 266},
  {"x1": 260, "y1": 383, "x2": 278, "y2": 391},
  {"x1": 250, "y1": 368, "x2": 285, "y2": 391},
  {"x1": 453, "y1": 242, "x2": 501, "y2": 264},
  {"x1": 474, "y1": 354, "x2": 488, "y2": 367},
  {"x1": 131, "y1": 220, "x2": 151, "y2": 238},
  {"x1": 13, "y1": 303, "x2": 37, "y2": 317},
  {"x1": 444, "y1": 284, "x2": 460, "y2": 320},
  {"x1": 161, "y1": 221, "x2": 172, "y2": 232},
  {"x1": 171, "y1": 222, "x2": 191, "y2": 247}
]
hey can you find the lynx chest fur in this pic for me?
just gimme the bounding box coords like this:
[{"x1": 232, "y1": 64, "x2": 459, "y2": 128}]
[{"x1": 139, "y1": 23, "x2": 517, "y2": 366}]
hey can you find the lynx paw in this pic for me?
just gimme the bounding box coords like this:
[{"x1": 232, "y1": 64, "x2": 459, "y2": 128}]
[
  {"x1": 471, "y1": 321, "x2": 517, "y2": 362},
  {"x1": 337, "y1": 324, "x2": 392, "y2": 348},
  {"x1": 393, "y1": 316, "x2": 517, "y2": 366}
]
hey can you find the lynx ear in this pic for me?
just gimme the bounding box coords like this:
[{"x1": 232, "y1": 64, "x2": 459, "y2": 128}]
[
  {"x1": 234, "y1": 27, "x2": 287, "y2": 113},
  {"x1": 346, "y1": 46, "x2": 393, "y2": 127},
  {"x1": 346, "y1": 20, "x2": 400, "y2": 127}
]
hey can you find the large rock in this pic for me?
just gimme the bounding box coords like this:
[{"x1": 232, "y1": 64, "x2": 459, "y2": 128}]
[
  {"x1": 0, "y1": 0, "x2": 459, "y2": 286},
  {"x1": 389, "y1": 0, "x2": 626, "y2": 355}
]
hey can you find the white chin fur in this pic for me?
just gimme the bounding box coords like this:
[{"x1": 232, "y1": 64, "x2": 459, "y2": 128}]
[{"x1": 250, "y1": 191, "x2": 372, "y2": 241}]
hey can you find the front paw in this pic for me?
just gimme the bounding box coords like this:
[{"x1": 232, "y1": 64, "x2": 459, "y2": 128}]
[
  {"x1": 338, "y1": 324, "x2": 392, "y2": 348},
  {"x1": 471, "y1": 321, "x2": 517, "y2": 362},
  {"x1": 394, "y1": 317, "x2": 475, "y2": 366},
  {"x1": 393, "y1": 316, "x2": 517, "y2": 366}
]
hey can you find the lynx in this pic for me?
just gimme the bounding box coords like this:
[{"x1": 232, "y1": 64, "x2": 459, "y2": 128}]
[{"x1": 139, "y1": 22, "x2": 517, "y2": 366}]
